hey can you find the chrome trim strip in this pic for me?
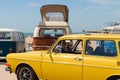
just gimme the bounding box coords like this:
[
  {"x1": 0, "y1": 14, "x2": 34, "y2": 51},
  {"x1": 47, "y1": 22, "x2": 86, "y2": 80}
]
[
  {"x1": 8, "y1": 58, "x2": 42, "y2": 62},
  {"x1": 33, "y1": 45, "x2": 51, "y2": 48},
  {"x1": 84, "y1": 64, "x2": 120, "y2": 70},
  {"x1": 42, "y1": 60, "x2": 120, "y2": 70},
  {"x1": 0, "y1": 57, "x2": 6, "y2": 60},
  {"x1": 42, "y1": 60, "x2": 83, "y2": 66}
]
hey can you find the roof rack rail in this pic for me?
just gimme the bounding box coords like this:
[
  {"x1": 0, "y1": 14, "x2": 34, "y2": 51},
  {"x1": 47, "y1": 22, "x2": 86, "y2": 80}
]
[{"x1": 83, "y1": 30, "x2": 102, "y2": 34}]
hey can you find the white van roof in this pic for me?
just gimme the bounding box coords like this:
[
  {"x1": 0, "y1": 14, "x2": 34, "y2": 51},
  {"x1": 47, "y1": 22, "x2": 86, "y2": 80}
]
[
  {"x1": 37, "y1": 21, "x2": 69, "y2": 27},
  {"x1": 0, "y1": 28, "x2": 21, "y2": 32}
]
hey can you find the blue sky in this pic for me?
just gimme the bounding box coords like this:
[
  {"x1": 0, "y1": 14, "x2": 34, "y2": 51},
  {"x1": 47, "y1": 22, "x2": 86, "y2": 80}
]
[{"x1": 0, "y1": 0, "x2": 120, "y2": 33}]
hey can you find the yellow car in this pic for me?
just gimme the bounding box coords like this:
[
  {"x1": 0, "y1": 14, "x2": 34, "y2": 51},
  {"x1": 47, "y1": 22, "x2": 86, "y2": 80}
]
[{"x1": 5, "y1": 34, "x2": 120, "y2": 80}]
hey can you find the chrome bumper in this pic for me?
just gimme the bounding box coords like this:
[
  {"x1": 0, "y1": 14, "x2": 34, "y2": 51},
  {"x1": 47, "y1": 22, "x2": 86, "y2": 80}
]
[{"x1": 5, "y1": 67, "x2": 12, "y2": 73}]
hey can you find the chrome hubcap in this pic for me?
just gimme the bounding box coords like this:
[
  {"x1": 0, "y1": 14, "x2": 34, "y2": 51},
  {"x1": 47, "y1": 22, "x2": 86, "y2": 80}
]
[{"x1": 19, "y1": 67, "x2": 32, "y2": 80}]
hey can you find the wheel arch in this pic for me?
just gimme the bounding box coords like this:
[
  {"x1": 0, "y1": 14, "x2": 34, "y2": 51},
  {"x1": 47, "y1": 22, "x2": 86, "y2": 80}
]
[
  {"x1": 15, "y1": 63, "x2": 39, "y2": 79},
  {"x1": 107, "y1": 75, "x2": 120, "y2": 80},
  {"x1": 15, "y1": 63, "x2": 29, "y2": 74}
]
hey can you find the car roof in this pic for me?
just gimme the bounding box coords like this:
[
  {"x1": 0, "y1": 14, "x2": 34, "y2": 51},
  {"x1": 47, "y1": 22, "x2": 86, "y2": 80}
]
[{"x1": 59, "y1": 34, "x2": 120, "y2": 39}]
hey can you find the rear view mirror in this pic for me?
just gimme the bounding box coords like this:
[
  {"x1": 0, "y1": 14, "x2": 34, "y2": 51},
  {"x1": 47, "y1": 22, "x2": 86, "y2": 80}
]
[{"x1": 65, "y1": 40, "x2": 70, "y2": 43}]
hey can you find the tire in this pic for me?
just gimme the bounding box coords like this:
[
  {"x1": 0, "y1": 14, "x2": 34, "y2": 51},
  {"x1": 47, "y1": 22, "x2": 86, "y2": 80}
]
[
  {"x1": 17, "y1": 66, "x2": 38, "y2": 80},
  {"x1": 115, "y1": 78, "x2": 120, "y2": 80},
  {"x1": 108, "y1": 77, "x2": 120, "y2": 80}
]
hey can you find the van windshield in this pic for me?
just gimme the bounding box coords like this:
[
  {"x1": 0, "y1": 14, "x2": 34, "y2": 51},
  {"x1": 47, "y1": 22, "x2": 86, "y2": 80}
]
[
  {"x1": 39, "y1": 28, "x2": 66, "y2": 37},
  {"x1": 0, "y1": 32, "x2": 11, "y2": 39}
]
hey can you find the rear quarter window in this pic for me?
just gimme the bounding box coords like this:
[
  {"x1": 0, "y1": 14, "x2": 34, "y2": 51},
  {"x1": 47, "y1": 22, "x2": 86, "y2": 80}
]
[{"x1": 85, "y1": 40, "x2": 117, "y2": 57}]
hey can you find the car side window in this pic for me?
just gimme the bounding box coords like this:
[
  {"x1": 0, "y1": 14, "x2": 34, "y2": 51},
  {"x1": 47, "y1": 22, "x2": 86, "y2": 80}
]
[
  {"x1": 85, "y1": 40, "x2": 117, "y2": 57},
  {"x1": 53, "y1": 39, "x2": 82, "y2": 54}
]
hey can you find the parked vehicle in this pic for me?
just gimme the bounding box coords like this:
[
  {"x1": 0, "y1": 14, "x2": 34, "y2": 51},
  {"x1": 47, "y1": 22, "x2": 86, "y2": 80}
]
[
  {"x1": 33, "y1": 4, "x2": 71, "y2": 50},
  {"x1": 0, "y1": 28, "x2": 25, "y2": 59},
  {"x1": 6, "y1": 33, "x2": 120, "y2": 80},
  {"x1": 85, "y1": 22, "x2": 120, "y2": 34},
  {"x1": 102, "y1": 22, "x2": 120, "y2": 33}
]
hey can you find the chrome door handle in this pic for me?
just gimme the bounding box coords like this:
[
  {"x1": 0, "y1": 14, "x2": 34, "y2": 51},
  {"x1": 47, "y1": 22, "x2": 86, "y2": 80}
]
[{"x1": 74, "y1": 57, "x2": 83, "y2": 61}]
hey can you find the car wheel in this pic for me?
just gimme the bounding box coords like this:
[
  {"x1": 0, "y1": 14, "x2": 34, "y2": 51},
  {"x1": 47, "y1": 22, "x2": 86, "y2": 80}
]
[
  {"x1": 17, "y1": 66, "x2": 38, "y2": 80},
  {"x1": 108, "y1": 77, "x2": 120, "y2": 80},
  {"x1": 116, "y1": 78, "x2": 120, "y2": 80}
]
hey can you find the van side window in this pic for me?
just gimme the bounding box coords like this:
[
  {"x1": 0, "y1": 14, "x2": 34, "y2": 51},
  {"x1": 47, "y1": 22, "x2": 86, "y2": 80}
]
[
  {"x1": 0, "y1": 32, "x2": 11, "y2": 39},
  {"x1": 46, "y1": 12, "x2": 64, "y2": 21},
  {"x1": 85, "y1": 40, "x2": 117, "y2": 57},
  {"x1": 18, "y1": 32, "x2": 24, "y2": 40},
  {"x1": 18, "y1": 33, "x2": 20, "y2": 40},
  {"x1": 53, "y1": 39, "x2": 82, "y2": 54}
]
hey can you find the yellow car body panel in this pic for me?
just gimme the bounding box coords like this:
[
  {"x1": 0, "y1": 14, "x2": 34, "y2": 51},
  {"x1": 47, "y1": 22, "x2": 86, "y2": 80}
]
[
  {"x1": 83, "y1": 55, "x2": 120, "y2": 80},
  {"x1": 6, "y1": 50, "x2": 47, "y2": 79},
  {"x1": 42, "y1": 53, "x2": 83, "y2": 80},
  {"x1": 6, "y1": 34, "x2": 120, "y2": 80}
]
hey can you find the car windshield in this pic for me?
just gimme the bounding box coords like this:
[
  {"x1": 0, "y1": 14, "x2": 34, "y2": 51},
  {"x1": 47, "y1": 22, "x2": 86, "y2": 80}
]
[{"x1": 0, "y1": 32, "x2": 11, "y2": 39}]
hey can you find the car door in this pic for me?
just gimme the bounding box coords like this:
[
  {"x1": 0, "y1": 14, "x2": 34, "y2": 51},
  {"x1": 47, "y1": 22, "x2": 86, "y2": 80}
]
[
  {"x1": 42, "y1": 39, "x2": 83, "y2": 80},
  {"x1": 83, "y1": 39, "x2": 119, "y2": 80}
]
